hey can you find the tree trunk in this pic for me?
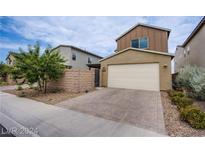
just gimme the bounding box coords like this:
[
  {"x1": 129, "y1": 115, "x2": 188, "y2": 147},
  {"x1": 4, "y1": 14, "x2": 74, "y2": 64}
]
[
  {"x1": 38, "y1": 80, "x2": 42, "y2": 91},
  {"x1": 44, "y1": 79, "x2": 47, "y2": 94}
]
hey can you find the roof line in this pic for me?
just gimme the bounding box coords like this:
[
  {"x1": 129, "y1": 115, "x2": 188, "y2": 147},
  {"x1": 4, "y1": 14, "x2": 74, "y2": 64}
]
[
  {"x1": 100, "y1": 48, "x2": 174, "y2": 62},
  {"x1": 116, "y1": 23, "x2": 171, "y2": 41},
  {"x1": 181, "y1": 16, "x2": 205, "y2": 47},
  {"x1": 5, "y1": 51, "x2": 17, "y2": 60},
  {"x1": 52, "y1": 45, "x2": 103, "y2": 59}
]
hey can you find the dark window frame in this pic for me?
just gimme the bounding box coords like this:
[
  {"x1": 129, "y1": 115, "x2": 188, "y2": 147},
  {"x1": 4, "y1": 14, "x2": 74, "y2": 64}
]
[
  {"x1": 72, "y1": 53, "x2": 76, "y2": 61},
  {"x1": 88, "y1": 57, "x2": 92, "y2": 64}
]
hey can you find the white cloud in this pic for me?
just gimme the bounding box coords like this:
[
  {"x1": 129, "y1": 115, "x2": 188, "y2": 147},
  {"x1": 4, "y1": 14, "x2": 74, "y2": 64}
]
[
  {"x1": 0, "y1": 41, "x2": 27, "y2": 51},
  {"x1": 151, "y1": 16, "x2": 202, "y2": 53},
  {"x1": 7, "y1": 16, "x2": 149, "y2": 56},
  {"x1": 1, "y1": 16, "x2": 202, "y2": 58}
]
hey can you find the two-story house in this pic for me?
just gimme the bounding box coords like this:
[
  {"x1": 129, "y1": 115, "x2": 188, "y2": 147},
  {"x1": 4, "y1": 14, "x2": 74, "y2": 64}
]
[
  {"x1": 100, "y1": 23, "x2": 174, "y2": 91},
  {"x1": 52, "y1": 45, "x2": 103, "y2": 69},
  {"x1": 175, "y1": 17, "x2": 205, "y2": 72},
  {"x1": 6, "y1": 51, "x2": 17, "y2": 66}
]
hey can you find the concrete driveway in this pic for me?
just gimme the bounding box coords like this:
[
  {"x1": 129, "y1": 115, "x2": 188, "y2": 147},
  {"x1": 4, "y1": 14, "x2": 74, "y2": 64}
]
[
  {"x1": 0, "y1": 91, "x2": 164, "y2": 136},
  {"x1": 57, "y1": 88, "x2": 166, "y2": 134}
]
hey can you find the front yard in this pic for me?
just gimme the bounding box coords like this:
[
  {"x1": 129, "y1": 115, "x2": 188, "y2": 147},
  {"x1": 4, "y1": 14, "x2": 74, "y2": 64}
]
[
  {"x1": 4, "y1": 88, "x2": 85, "y2": 105},
  {"x1": 161, "y1": 92, "x2": 205, "y2": 137}
]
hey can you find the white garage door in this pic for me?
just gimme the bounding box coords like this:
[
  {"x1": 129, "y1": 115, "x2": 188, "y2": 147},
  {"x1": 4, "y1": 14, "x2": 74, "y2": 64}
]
[{"x1": 108, "y1": 63, "x2": 160, "y2": 91}]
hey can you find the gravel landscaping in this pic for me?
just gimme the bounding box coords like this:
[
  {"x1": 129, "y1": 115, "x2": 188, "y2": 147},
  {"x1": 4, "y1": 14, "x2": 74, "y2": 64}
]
[
  {"x1": 161, "y1": 91, "x2": 205, "y2": 137},
  {"x1": 3, "y1": 88, "x2": 86, "y2": 105}
]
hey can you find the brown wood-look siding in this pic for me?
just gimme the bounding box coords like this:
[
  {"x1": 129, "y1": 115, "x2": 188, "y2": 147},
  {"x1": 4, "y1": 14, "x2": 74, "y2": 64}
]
[{"x1": 116, "y1": 26, "x2": 168, "y2": 52}]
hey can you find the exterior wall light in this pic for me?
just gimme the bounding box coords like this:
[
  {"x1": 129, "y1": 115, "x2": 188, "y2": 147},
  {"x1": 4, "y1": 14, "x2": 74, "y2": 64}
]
[{"x1": 163, "y1": 64, "x2": 168, "y2": 68}]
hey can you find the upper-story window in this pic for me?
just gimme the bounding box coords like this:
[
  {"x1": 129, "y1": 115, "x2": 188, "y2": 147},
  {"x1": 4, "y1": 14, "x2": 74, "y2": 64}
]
[
  {"x1": 131, "y1": 39, "x2": 139, "y2": 48},
  {"x1": 131, "y1": 37, "x2": 148, "y2": 49},
  {"x1": 183, "y1": 49, "x2": 186, "y2": 57},
  {"x1": 72, "y1": 53, "x2": 76, "y2": 61},
  {"x1": 88, "y1": 57, "x2": 92, "y2": 64}
]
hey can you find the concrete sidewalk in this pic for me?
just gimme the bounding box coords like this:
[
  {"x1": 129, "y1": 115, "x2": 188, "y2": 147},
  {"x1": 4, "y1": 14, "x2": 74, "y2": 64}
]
[{"x1": 0, "y1": 92, "x2": 166, "y2": 137}]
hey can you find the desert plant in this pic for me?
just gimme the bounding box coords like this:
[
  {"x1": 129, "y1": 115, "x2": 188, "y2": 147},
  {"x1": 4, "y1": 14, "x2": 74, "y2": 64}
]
[
  {"x1": 171, "y1": 95, "x2": 193, "y2": 109},
  {"x1": 0, "y1": 62, "x2": 11, "y2": 82},
  {"x1": 176, "y1": 65, "x2": 205, "y2": 100},
  {"x1": 180, "y1": 106, "x2": 205, "y2": 129},
  {"x1": 0, "y1": 81, "x2": 8, "y2": 86},
  {"x1": 169, "y1": 90, "x2": 185, "y2": 98},
  {"x1": 16, "y1": 85, "x2": 23, "y2": 91},
  {"x1": 18, "y1": 91, "x2": 26, "y2": 97}
]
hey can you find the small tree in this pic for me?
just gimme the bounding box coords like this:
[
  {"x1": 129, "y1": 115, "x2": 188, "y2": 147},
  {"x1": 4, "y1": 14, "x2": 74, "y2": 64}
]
[
  {"x1": 0, "y1": 62, "x2": 11, "y2": 82},
  {"x1": 13, "y1": 42, "x2": 66, "y2": 93},
  {"x1": 39, "y1": 47, "x2": 66, "y2": 93},
  {"x1": 13, "y1": 43, "x2": 42, "y2": 88}
]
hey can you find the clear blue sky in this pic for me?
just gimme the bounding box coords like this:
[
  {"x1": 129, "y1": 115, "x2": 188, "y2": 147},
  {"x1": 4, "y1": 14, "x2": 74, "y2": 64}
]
[{"x1": 0, "y1": 16, "x2": 203, "y2": 62}]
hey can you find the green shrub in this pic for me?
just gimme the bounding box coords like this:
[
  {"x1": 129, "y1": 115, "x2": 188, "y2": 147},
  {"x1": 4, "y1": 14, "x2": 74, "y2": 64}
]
[
  {"x1": 18, "y1": 91, "x2": 26, "y2": 97},
  {"x1": 171, "y1": 96, "x2": 193, "y2": 109},
  {"x1": 0, "y1": 81, "x2": 8, "y2": 86},
  {"x1": 180, "y1": 106, "x2": 205, "y2": 129},
  {"x1": 34, "y1": 87, "x2": 39, "y2": 91},
  {"x1": 169, "y1": 91, "x2": 185, "y2": 98},
  {"x1": 16, "y1": 85, "x2": 23, "y2": 91}
]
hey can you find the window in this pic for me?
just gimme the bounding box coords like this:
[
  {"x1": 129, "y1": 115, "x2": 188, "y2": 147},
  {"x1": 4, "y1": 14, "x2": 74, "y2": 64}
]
[
  {"x1": 187, "y1": 46, "x2": 190, "y2": 55},
  {"x1": 88, "y1": 57, "x2": 92, "y2": 64},
  {"x1": 131, "y1": 37, "x2": 148, "y2": 49},
  {"x1": 131, "y1": 39, "x2": 139, "y2": 48},
  {"x1": 139, "y1": 37, "x2": 148, "y2": 48},
  {"x1": 183, "y1": 49, "x2": 186, "y2": 57},
  {"x1": 72, "y1": 53, "x2": 76, "y2": 61}
]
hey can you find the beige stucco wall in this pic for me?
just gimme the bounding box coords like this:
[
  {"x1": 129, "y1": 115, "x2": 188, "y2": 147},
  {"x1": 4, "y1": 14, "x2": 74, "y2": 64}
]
[
  {"x1": 100, "y1": 49, "x2": 172, "y2": 91},
  {"x1": 175, "y1": 25, "x2": 205, "y2": 72},
  {"x1": 175, "y1": 46, "x2": 186, "y2": 72}
]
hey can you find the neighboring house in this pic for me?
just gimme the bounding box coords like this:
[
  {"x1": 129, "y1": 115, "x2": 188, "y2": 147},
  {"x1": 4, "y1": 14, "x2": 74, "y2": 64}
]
[
  {"x1": 6, "y1": 51, "x2": 16, "y2": 66},
  {"x1": 100, "y1": 23, "x2": 174, "y2": 91},
  {"x1": 52, "y1": 45, "x2": 103, "y2": 69},
  {"x1": 175, "y1": 17, "x2": 205, "y2": 72}
]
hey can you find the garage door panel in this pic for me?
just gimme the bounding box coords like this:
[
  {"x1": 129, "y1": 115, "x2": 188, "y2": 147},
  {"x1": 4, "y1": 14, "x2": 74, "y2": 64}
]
[{"x1": 108, "y1": 64, "x2": 159, "y2": 91}]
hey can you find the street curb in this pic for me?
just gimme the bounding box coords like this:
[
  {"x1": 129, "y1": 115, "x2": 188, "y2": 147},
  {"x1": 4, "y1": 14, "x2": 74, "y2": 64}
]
[{"x1": 0, "y1": 112, "x2": 39, "y2": 137}]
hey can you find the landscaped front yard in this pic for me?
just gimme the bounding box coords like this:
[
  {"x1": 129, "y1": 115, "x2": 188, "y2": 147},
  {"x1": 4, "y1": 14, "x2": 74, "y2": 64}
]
[
  {"x1": 4, "y1": 88, "x2": 85, "y2": 105},
  {"x1": 161, "y1": 92, "x2": 205, "y2": 137}
]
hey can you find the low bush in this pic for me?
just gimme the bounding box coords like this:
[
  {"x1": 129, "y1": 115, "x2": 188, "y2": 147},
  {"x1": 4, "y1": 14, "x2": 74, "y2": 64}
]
[
  {"x1": 180, "y1": 106, "x2": 205, "y2": 129},
  {"x1": 18, "y1": 91, "x2": 26, "y2": 97},
  {"x1": 169, "y1": 91, "x2": 185, "y2": 98},
  {"x1": 49, "y1": 87, "x2": 64, "y2": 93},
  {"x1": 16, "y1": 85, "x2": 23, "y2": 91},
  {"x1": 172, "y1": 96, "x2": 193, "y2": 109},
  {"x1": 170, "y1": 91, "x2": 193, "y2": 109},
  {"x1": 0, "y1": 81, "x2": 8, "y2": 86}
]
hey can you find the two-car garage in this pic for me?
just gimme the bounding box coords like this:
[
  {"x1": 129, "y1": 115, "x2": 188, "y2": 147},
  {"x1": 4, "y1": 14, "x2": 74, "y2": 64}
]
[
  {"x1": 100, "y1": 48, "x2": 174, "y2": 91},
  {"x1": 107, "y1": 63, "x2": 160, "y2": 91}
]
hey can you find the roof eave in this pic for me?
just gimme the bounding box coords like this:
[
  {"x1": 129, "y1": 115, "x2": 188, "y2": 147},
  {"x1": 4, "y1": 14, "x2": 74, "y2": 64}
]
[
  {"x1": 115, "y1": 23, "x2": 171, "y2": 41},
  {"x1": 100, "y1": 48, "x2": 174, "y2": 62},
  {"x1": 52, "y1": 45, "x2": 103, "y2": 59},
  {"x1": 182, "y1": 16, "x2": 205, "y2": 47}
]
